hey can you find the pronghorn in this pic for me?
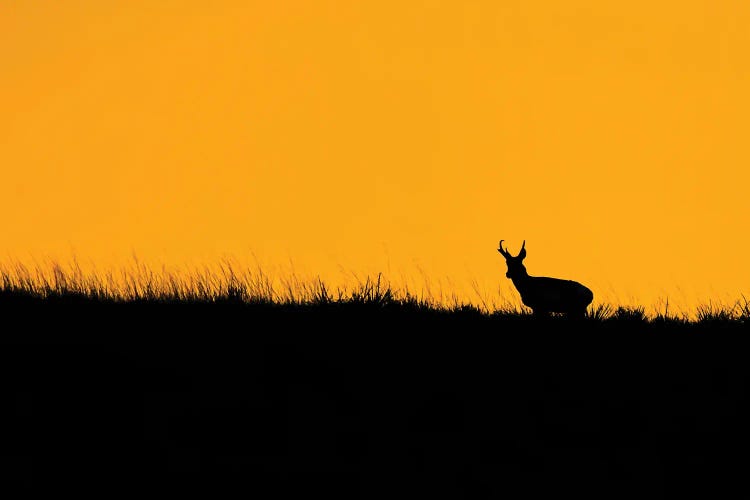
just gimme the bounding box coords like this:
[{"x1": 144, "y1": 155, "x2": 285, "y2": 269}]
[{"x1": 497, "y1": 240, "x2": 593, "y2": 317}]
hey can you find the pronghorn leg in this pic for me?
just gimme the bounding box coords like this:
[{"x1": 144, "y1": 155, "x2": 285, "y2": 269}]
[
  {"x1": 533, "y1": 309, "x2": 551, "y2": 318},
  {"x1": 567, "y1": 308, "x2": 587, "y2": 320}
]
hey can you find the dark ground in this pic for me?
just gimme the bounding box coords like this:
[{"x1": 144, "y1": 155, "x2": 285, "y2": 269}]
[{"x1": 1, "y1": 294, "x2": 749, "y2": 497}]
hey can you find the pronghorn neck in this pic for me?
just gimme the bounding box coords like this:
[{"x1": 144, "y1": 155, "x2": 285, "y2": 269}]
[{"x1": 508, "y1": 265, "x2": 532, "y2": 290}]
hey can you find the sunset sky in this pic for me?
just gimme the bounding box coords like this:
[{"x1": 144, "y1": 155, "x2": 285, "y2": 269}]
[{"x1": 2, "y1": 1, "x2": 748, "y2": 313}]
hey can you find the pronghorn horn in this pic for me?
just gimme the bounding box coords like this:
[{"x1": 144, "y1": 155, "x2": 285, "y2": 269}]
[
  {"x1": 498, "y1": 240, "x2": 508, "y2": 257},
  {"x1": 517, "y1": 240, "x2": 526, "y2": 259}
]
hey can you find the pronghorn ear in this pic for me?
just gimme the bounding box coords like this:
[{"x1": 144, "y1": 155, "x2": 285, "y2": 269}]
[{"x1": 517, "y1": 240, "x2": 526, "y2": 260}]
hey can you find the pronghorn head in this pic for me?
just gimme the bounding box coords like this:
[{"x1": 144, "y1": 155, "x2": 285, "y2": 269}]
[{"x1": 497, "y1": 240, "x2": 527, "y2": 280}]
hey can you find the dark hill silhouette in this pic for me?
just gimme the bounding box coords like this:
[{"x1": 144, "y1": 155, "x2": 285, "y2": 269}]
[{"x1": 0, "y1": 291, "x2": 748, "y2": 498}]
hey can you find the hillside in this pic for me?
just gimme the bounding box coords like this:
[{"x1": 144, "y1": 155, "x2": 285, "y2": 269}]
[{"x1": 1, "y1": 293, "x2": 748, "y2": 497}]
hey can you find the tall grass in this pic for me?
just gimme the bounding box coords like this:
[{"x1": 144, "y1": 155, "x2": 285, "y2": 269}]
[
  {"x1": 0, "y1": 259, "x2": 460, "y2": 310},
  {"x1": 0, "y1": 259, "x2": 747, "y2": 324}
]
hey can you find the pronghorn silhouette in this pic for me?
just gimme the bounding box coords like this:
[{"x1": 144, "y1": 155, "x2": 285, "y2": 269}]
[{"x1": 498, "y1": 240, "x2": 593, "y2": 317}]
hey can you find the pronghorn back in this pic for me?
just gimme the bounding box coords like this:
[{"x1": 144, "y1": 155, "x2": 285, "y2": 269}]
[{"x1": 516, "y1": 276, "x2": 594, "y2": 314}]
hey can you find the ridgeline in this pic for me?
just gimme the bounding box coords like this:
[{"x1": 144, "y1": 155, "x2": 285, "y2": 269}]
[{"x1": 1, "y1": 290, "x2": 749, "y2": 497}]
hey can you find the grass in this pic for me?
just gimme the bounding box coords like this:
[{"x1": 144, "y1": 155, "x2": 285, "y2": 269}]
[{"x1": 0, "y1": 259, "x2": 747, "y2": 324}]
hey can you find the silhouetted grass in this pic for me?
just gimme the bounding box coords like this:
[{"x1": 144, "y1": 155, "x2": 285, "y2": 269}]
[{"x1": 0, "y1": 260, "x2": 746, "y2": 324}]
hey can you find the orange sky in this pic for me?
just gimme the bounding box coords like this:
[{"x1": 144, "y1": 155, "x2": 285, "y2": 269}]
[{"x1": 2, "y1": 1, "x2": 749, "y2": 313}]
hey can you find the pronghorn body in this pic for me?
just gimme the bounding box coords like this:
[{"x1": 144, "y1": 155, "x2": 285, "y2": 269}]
[{"x1": 498, "y1": 240, "x2": 593, "y2": 317}]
